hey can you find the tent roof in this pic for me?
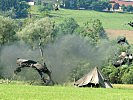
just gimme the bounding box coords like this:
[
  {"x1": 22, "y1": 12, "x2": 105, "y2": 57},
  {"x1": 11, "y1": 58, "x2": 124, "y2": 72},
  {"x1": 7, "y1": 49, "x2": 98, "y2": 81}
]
[{"x1": 74, "y1": 67, "x2": 112, "y2": 88}]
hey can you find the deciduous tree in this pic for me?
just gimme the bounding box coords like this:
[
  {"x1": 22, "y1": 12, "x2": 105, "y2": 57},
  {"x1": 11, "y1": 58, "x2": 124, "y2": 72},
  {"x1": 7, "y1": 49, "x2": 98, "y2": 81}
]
[
  {"x1": 0, "y1": 16, "x2": 17, "y2": 45},
  {"x1": 55, "y1": 18, "x2": 79, "y2": 36},
  {"x1": 80, "y1": 19, "x2": 107, "y2": 44},
  {"x1": 17, "y1": 17, "x2": 55, "y2": 47}
]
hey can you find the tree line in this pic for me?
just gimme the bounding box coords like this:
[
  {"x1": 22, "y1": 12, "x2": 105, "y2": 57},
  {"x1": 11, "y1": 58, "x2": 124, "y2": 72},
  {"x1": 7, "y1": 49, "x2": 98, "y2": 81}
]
[
  {"x1": 0, "y1": 0, "x2": 30, "y2": 18},
  {"x1": 0, "y1": 16, "x2": 107, "y2": 47},
  {"x1": 1, "y1": 0, "x2": 133, "y2": 19},
  {"x1": 60, "y1": 0, "x2": 111, "y2": 11},
  {"x1": 34, "y1": 0, "x2": 133, "y2": 12}
]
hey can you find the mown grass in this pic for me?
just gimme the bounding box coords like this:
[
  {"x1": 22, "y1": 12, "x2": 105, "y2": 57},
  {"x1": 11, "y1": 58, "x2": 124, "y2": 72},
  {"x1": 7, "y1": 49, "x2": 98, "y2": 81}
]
[
  {"x1": 0, "y1": 84, "x2": 133, "y2": 100},
  {"x1": 30, "y1": 5, "x2": 133, "y2": 30}
]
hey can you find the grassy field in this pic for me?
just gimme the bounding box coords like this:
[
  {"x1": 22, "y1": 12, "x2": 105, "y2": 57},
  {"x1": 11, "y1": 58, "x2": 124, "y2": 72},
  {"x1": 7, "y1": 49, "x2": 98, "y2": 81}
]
[
  {"x1": 29, "y1": 6, "x2": 133, "y2": 43},
  {"x1": 50, "y1": 9, "x2": 133, "y2": 30},
  {"x1": 30, "y1": 6, "x2": 133, "y2": 30},
  {"x1": 50, "y1": 9, "x2": 133, "y2": 43},
  {"x1": 0, "y1": 84, "x2": 133, "y2": 100}
]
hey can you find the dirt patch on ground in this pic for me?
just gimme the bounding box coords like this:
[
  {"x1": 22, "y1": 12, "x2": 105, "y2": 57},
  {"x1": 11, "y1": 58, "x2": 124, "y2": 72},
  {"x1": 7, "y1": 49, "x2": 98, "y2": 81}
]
[{"x1": 106, "y1": 29, "x2": 133, "y2": 44}]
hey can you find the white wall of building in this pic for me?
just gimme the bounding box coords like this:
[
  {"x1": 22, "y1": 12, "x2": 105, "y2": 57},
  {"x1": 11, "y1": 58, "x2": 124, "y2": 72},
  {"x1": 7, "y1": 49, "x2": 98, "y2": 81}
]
[{"x1": 28, "y1": 2, "x2": 35, "y2": 5}]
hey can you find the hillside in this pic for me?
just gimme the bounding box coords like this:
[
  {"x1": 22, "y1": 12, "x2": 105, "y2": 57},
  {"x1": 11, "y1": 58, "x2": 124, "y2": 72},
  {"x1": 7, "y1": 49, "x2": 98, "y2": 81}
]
[
  {"x1": 50, "y1": 9, "x2": 133, "y2": 30},
  {"x1": 51, "y1": 9, "x2": 133, "y2": 43},
  {"x1": 30, "y1": 7, "x2": 133, "y2": 43},
  {"x1": 30, "y1": 6, "x2": 133, "y2": 30}
]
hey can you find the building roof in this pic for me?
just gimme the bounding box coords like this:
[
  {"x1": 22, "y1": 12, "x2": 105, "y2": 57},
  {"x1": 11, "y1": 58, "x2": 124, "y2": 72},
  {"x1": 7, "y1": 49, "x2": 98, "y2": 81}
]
[{"x1": 110, "y1": 0, "x2": 133, "y2": 6}]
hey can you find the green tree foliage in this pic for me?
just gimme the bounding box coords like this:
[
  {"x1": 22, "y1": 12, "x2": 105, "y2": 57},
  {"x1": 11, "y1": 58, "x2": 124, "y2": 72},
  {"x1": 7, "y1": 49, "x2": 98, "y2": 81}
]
[
  {"x1": 80, "y1": 19, "x2": 107, "y2": 44},
  {"x1": 55, "y1": 18, "x2": 79, "y2": 36},
  {"x1": 69, "y1": 61, "x2": 91, "y2": 81},
  {"x1": 0, "y1": 0, "x2": 13, "y2": 11},
  {"x1": 38, "y1": 2, "x2": 53, "y2": 11},
  {"x1": 113, "y1": 3, "x2": 120, "y2": 10},
  {"x1": 37, "y1": 5, "x2": 53, "y2": 17},
  {"x1": 61, "y1": 0, "x2": 110, "y2": 11},
  {"x1": 0, "y1": 0, "x2": 30, "y2": 18},
  {"x1": 102, "y1": 65, "x2": 133, "y2": 84},
  {"x1": 126, "y1": 5, "x2": 133, "y2": 12},
  {"x1": 107, "y1": 3, "x2": 112, "y2": 11},
  {"x1": 121, "y1": 5, "x2": 133, "y2": 12},
  {"x1": 121, "y1": 67, "x2": 133, "y2": 84},
  {"x1": 102, "y1": 66, "x2": 118, "y2": 83},
  {"x1": 17, "y1": 17, "x2": 55, "y2": 47},
  {"x1": 90, "y1": 1, "x2": 110, "y2": 11},
  {"x1": 0, "y1": 16, "x2": 17, "y2": 45},
  {"x1": 121, "y1": 4, "x2": 127, "y2": 11},
  {"x1": 34, "y1": 0, "x2": 41, "y2": 5},
  {"x1": 15, "y1": 1, "x2": 30, "y2": 18}
]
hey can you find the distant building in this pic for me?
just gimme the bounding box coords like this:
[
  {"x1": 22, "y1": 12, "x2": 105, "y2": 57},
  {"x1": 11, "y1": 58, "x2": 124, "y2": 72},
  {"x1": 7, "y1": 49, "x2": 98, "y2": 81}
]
[
  {"x1": 28, "y1": 0, "x2": 35, "y2": 5},
  {"x1": 110, "y1": 0, "x2": 133, "y2": 11}
]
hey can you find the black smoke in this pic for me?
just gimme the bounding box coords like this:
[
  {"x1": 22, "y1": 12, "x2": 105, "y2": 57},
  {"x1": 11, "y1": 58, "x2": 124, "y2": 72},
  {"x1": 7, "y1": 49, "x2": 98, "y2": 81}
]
[{"x1": 0, "y1": 35, "x2": 116, "y2": 83}]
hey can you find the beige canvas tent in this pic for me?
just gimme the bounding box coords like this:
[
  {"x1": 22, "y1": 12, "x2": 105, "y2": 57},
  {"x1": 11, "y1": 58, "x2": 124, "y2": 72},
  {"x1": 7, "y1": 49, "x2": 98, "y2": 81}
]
[{"x1": 74, "y1": 67, "x2": 113, "y2": 88}]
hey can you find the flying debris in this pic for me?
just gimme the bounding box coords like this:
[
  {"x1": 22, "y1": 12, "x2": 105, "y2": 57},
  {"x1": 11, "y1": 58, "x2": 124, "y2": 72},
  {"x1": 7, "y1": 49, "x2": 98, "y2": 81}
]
[
  {"x1": 128, "y1": 21, "x2": 133, "y2": 27},
  {"x1": 113, "y1": 52, "x2": 133, "y2": 67},
  {"x1": 14, "y1": 58, "x2": 54, "y2": 85},
  {"x1": 117, "y1": 36, "x2": 129, "y2": 45}
]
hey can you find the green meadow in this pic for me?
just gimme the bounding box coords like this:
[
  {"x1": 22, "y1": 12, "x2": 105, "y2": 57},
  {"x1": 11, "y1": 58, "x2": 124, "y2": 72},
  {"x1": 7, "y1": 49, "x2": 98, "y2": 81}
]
[
  {"x1": 29, "y1": 6, "x2": 133, "y2": 30},
  {"x1": 50, "y1": 9, "x2": 133, "y2": 30},
  {"x1": 0, "y1": 84, "x2": 133, "y2": 100}
]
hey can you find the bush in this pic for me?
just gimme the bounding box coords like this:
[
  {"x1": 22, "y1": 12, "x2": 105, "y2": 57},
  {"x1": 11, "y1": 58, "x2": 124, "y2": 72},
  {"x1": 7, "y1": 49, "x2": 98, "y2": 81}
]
[
  {"x1": 102, "y1": 66, "x2": 121, "y2": 83},
  {"x1": 121, "y1": 67, "x2": 133, "y2": 84},
  {"x1": 102, "y1": 65, "x2": 133, "y2": 84},
  {"x1": 102, "y1": 66, "x2": 114, "y2": 79}
]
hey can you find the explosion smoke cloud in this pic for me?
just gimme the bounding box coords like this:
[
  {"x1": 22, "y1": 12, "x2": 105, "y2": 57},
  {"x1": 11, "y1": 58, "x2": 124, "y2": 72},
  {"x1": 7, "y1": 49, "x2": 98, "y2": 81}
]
[{"x1": 0, "y1": 35, "x2": 117, "y2": 83}]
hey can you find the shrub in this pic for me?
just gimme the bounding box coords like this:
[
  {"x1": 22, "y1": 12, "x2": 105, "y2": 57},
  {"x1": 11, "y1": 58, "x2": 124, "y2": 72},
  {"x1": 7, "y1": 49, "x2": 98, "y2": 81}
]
[
  {"x1": 102, "y1": 66, "x2": 130, "y2": 84},
  {"x1": 121, "y1": 67, "x2": 133, "y2": 84}
]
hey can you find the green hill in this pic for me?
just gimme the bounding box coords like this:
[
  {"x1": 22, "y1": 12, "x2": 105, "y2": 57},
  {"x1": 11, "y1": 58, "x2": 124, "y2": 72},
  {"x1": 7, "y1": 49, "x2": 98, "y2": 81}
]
[
  {"x1": 50, "y1": 9, "x2": 133, "y2": 30},
  {"x1": 30, "y1": 6, "x2": 133, "y2": 30},
  {"x1": 30, "y1": 6, "x2": 133, "y2": 43}
]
